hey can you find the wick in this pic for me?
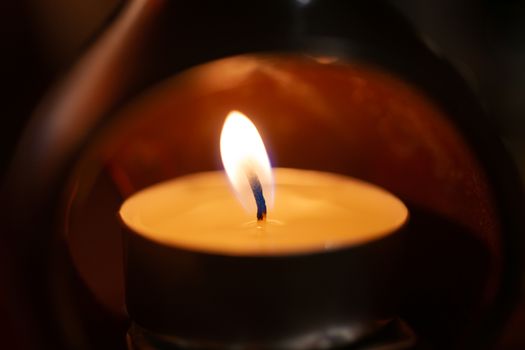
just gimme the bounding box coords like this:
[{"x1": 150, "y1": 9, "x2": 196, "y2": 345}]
[{"x1": 247, "y1": 172, "x2": 267, "y2": 221}]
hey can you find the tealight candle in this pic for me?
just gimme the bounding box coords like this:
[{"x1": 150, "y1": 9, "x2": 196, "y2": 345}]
[{"x1": 120, "y1": 111, "x2": 408, "y2": 349}]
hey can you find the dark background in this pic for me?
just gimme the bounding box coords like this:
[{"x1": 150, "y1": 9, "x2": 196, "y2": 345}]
[
  {"x1": 3, "y1": 0, "x2": 524, "y2": 183},
  {"x1": 0, "y1": 0, "x2": 524, "y2": 348}
]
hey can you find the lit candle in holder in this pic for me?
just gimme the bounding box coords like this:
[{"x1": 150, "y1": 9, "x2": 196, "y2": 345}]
[{"x1": 120, "y1": 111, "x2": 408, "y2": 349}]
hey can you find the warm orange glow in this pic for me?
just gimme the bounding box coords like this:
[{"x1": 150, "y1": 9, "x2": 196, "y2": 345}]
[
  {"x1": 220, "y1": 111, "x2": 274, "y2": 213},
  {"x1": 310, "y1": 55, "x2": 339, "y2": 64}
]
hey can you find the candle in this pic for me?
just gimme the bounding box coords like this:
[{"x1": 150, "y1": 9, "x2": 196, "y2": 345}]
[
  {"x1": 121, "y1": 169, "x2": 406, "y2": 256},
  {"x1": 120, "y1": 111, "x2": 408, "y2": 349}
]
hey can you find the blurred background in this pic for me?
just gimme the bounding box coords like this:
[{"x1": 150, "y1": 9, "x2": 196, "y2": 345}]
[{"x1": 0, "y1": 0, "x2": 524, "y2": 348}]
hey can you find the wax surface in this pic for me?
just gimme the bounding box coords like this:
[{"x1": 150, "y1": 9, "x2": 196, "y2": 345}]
[{"x1": 120, "y1": 168, "x2": 408, "y2": 255}]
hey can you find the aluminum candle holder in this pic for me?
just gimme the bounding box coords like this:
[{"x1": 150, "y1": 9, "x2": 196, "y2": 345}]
[{"x1": 122, "y1": 224, "x2": 406, "y2": 349}]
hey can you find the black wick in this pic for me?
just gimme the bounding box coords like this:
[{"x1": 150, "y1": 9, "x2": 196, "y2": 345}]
[{"x1": 247, "y1": 172, "x2": 267, "y2": 221}]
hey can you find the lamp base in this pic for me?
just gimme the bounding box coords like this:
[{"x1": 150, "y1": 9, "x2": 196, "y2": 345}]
[{"x1": 126, "y1": 319, "x2": 416, "y2": 350}]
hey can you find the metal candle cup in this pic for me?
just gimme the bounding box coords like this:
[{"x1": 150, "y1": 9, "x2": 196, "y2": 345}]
[
  {"x1": 123, "y1": 224, "x2": 406, "y2": 349},
  {"x1": 120, "y1": 168, "x2": 408, "y2": 349}
]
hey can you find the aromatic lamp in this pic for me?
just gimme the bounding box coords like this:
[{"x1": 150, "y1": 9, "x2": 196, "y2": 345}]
[
  {"x1": 4, "y1": 1, "x2": 523, "y2": 350},
  {"x1": 60, "y1": 51, "x2": 520, "y2": 350}
]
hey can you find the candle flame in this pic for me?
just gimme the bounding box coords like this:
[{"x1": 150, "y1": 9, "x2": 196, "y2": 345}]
[{"x1": 220, "y1": 111, "x2": 274, "y2": 214}]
